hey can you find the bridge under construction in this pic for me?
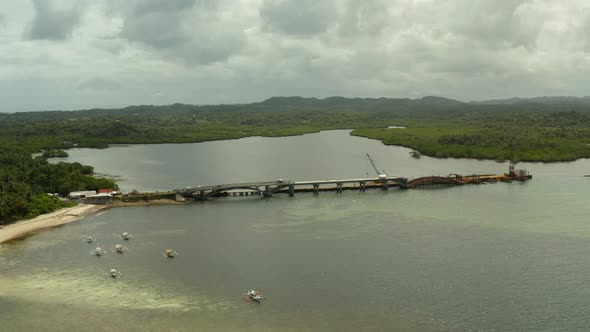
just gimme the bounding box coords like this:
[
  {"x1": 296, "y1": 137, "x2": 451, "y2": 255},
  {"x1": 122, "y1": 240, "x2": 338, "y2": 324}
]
[{"x1": 175, "y1": 168, "x2": 532, "y2": 200}]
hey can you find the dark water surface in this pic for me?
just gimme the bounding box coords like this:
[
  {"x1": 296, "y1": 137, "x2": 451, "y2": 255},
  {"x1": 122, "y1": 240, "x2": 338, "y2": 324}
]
[{"x1": 2, "y1": 130, "x2": 590, "y2": 331}]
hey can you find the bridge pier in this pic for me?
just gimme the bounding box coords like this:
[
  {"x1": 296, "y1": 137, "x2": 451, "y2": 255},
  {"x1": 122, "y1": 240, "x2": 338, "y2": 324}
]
[
  {"x1": 289, "y1": 184, "x2": 294, "y2": 197},
  {"x1": 359, "y1": 181, "x2": 366, "y2": 192},
  {"x1": 263, "y1": 185, "x2": 273, "y2": 197},
  {"x1": 381, "y1": 179, "x2": 388, "y2": 191},
  {"x1": 313, "y1": 184, "x2": 319, "y2": 195},
  {"x1": 336, "y1": 182, "x2": 343, "y2": 194}
]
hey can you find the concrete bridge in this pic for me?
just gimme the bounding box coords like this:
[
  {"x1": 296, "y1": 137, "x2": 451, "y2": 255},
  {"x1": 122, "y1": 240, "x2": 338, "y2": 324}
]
[
  {"x1": 174, "y1": 170, "x2": 532, "y2": 200},
  {"x1": 175, "y1": 176, "x2": 409, "y2": 200}
]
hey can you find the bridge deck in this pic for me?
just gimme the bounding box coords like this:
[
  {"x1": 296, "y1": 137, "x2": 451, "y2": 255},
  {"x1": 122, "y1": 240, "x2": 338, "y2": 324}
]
[
  {"x1": 177, "y1": 177, "x2": 406, "y2": 193},
  {"x1": 176, "y1": 173, "x2": 531, "y2": 196}
]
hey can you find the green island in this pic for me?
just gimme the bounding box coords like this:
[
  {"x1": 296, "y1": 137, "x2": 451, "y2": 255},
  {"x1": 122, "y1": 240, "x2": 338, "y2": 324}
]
[{"x1": 2, "y1": 95, "x2": 590, "y2": 223}]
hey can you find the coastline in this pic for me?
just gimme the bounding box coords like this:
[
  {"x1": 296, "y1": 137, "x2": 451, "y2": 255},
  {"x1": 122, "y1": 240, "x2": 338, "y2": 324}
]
[{"x1": 0, "y1": 199, "x2": 183, "y2": 245}]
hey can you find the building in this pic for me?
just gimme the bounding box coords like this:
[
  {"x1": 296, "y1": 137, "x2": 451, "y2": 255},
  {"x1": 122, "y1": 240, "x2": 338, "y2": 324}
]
[{"x1": 68, "y1": 191, "x2": 97, "y2": 199}]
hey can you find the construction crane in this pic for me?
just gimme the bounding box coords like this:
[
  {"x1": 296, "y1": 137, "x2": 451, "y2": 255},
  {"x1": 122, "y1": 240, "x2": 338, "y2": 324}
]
[{"x1": 366, "y1": 154, "x2": 387, "y2": 179}]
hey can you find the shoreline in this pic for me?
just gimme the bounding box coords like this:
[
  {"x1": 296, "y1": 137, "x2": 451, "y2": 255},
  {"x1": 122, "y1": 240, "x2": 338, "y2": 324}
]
[{"x1": 0, "y1": 199, "x2": 182, "y2": 245}]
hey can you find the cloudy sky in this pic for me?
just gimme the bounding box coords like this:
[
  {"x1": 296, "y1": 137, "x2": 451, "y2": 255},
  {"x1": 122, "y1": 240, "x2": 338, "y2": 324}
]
[{"x1": 1, "y1": 0, "x2": 589, "y2": 112}]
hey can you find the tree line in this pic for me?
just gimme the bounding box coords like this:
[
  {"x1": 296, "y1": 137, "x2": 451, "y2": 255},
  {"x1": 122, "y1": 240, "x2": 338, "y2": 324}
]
[{"x1": 0, "y1": 146, "x2": 118, "y2": 224}]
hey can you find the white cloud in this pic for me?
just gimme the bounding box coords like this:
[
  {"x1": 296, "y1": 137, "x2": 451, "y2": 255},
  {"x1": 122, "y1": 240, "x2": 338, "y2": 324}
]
[{"x1": 0, "y1": 0, "x2": 590, "y2": 112}]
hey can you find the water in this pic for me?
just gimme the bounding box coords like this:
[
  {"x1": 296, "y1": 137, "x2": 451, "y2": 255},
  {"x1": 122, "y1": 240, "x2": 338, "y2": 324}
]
[{"x1": 3, "y1": 130, "x2": 590, "y2": 331}]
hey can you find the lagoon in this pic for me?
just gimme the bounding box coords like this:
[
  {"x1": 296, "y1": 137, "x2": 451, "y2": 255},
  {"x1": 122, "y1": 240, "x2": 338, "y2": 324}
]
[{"x1": 2, "y1": 130, "x2": 590, "y2": 331}]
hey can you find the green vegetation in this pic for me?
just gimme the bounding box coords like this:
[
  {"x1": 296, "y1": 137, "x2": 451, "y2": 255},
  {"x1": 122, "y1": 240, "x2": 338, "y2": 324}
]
[
  {"x1": 41, "y1": 149, "x2": 69, "y2": 158},
  {"x1": 0, "y1": 147, "x2": 118, "y2": 224},
  {"x1": 2, "y1": 96, "x2": 589, "y2": 163},
  {"x1": 2, "y1": 95, "x2": 590, "y2": 222},
  {"x1": 118, "y1": 192, "x2": 176, "y2": 202},
  {"x1": 351, "y1": 111, "x2": 590, "y2": 162}
]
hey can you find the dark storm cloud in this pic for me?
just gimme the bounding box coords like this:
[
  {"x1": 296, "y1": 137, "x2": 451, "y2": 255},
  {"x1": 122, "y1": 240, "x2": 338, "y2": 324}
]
[{"x1": 25, "y1": 0, "x2": 81, "y2": 40}]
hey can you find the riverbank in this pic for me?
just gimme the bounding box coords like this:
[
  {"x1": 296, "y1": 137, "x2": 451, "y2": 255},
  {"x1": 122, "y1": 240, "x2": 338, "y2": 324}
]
[{"x1": 0, "y1": 199, "x2": 182, "y2": 245}]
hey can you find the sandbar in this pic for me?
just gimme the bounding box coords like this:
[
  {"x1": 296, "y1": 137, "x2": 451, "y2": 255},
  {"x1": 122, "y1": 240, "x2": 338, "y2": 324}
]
[
  {"x1": 0, "y1": 199, "x2": 184, "y2": 245},
  {"x1": 0, "y1": 204, "x2": 109, "y2": 244}
]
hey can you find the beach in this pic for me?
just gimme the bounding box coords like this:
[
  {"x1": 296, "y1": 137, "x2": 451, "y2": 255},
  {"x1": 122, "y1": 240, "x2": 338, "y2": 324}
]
[
  {"x1": 0, "y1": 204, "x2": 109, "y2": 245},
  {"x1": 0, "y1": 199, "x2": 185, "y2": 245}
]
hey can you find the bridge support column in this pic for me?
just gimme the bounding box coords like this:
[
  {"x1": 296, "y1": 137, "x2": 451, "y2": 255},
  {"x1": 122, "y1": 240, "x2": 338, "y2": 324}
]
[
  {"x1": 263, "y1": 185, "x2": 273, "y2": 197},
  {"x1": 289, "y1": 184, "x2": 294, "y2": 197},
  {"x1": 398, "y1": 178, "x2": 409, "y2": 189},
  {"x1": 359, "y1": 181, "x2": 366, "y2": 192},
  {"x1": 336, "y1": 182, "x2": 343, "y2": 194},
  {"x1": 313, "y1": 184, "x2": 319, "y2": 195},
  {"x1": 381, "y1": 179, "x2": 388, "y2": 191},
  {"x1": 200, "y1": 191, "x2": 206, "y2": 200}
]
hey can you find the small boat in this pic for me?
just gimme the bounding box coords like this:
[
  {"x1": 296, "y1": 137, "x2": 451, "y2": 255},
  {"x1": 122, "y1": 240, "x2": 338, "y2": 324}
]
[
  {"x1": 121, "y1": 232, "x2": 134, "y2": 240},
  {"x1": 91, "y1": 247, "x2": 107, "y2": 256},
  {"x1": 112, "y1": 244, "x2": 128, "y2": 254},
  {"x1": 242, "y1": 289, "x2": 264, "y2": 303},
  {"x1": 83, "y1": 236, "x2": 96, "y2": 243},
  {"x1": 163, "y1": 249, "x2": 179, "y2": 258},
  {"x1": 106, "y1": 269, "x2": 121, "y2": 278}
]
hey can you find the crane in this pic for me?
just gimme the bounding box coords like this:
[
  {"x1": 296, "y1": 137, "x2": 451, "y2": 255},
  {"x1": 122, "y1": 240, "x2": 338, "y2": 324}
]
[{"x1": 366, "y1": 154, "x2": 387, "y2": 179}]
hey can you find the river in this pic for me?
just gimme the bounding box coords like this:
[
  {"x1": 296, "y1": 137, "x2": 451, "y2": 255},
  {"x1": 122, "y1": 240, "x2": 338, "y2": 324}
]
[{"x1": 2, "y1": 130, "x2": 590, "y2": 331}]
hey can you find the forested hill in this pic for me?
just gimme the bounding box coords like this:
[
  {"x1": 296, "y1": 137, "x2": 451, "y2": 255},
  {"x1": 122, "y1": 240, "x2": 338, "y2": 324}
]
[
  {"x1": 471, "y1": 96, "x2": 590, "y2": 106},
  {"x1": 2, "y1": 95, "x2": 589, "y2": 120},
  {"x1": 1, "y1": 96, "x2": 590, "y2": 162}
]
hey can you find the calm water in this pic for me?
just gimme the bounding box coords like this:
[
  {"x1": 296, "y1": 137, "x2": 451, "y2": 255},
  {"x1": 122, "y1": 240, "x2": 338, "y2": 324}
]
[{"x1": 2, "y1": 130, "x2": 590, "y2": 331}]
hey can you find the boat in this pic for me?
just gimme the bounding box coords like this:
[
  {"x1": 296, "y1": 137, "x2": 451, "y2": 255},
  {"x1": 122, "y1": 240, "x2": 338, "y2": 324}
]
[
  {"x1": 112, "y1": 244, "x2": 128, "y2": 254},
  {"x1": 106, "y1": 269, "x2": 121, "y2": 278},
  {"x1": 163, "y1": 249, "x2": 179, "y2": 258},
  {"x1": 91, "y1": 247, "x2": 107, "y2": 256},
  {"x1": 121, "y1": 232, "x2": 134, "y2": 240},
  {"x1": 83, "y1": 235, "x2": 96, "y2": 243},
  {"x1": 242, "y1": 289, "x2": 264, "y2": 303}
]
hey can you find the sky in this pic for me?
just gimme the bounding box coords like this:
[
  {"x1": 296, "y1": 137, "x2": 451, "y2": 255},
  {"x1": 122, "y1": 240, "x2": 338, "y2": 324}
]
[{"x1": 1, "y1": 0, "x2": 590, "y2": 112}]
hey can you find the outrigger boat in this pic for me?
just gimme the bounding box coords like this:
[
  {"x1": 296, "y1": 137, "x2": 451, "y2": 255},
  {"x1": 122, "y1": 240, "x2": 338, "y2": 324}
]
[
  {"x1": 105, "y1": 269, "x2": 121, "y2": 278},
  {"x1": 111, "y1": 244, "x2": 128, "y2": 254},
  {"x1": 91, "y1": 247, "x2": 107, "y2": 256},
  {"x1": 83, "y1": 235, "x2": 96, "y2": 243},
  {"x1": 163, "y1": 249, "x2": 179, "y2": 258},
  {"x1": 242, "y1": 289, "x2": 264, "y2": 303},
  {"x1": 121, "y1": 232, "x2": 134, "y2": 240}
]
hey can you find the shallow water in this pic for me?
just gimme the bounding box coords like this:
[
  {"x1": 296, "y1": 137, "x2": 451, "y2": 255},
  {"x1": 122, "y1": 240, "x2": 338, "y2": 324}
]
[{"x1": 3, "y1": 130, "x2": 590, "y2": 331}]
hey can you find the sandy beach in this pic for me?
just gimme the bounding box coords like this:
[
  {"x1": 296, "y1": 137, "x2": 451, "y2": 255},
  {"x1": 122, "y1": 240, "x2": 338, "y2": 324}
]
[
  {"x1": 0, "y1": 199, "x2": 184, "y2": 245},
  {"x1": 0, "y1": 204, "x2": 109, "y2": 245}
]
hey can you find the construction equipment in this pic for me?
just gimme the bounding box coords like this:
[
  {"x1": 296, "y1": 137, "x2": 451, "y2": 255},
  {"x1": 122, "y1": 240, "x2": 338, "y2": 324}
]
[{"x1": 366, "y1": 154, "x2": 387, "y2": 179}]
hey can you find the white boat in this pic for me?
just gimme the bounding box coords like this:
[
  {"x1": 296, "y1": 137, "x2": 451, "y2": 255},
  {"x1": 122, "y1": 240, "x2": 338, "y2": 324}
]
[
  {"x1": 91, "y1": 247, "x2": 107, "y2": 256},
  {"x1": 106, "y1": 269, "x2": 121, "y2": 278},
  {"x1": 83, "y1": 235, "x2": 96, "y2": 243},
  {"x1": 242, "y1": 289, "x2": 264, "y2": 303},
  {"x1": 121, "y1": 232, "x2": 134, "y2": 240}
]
